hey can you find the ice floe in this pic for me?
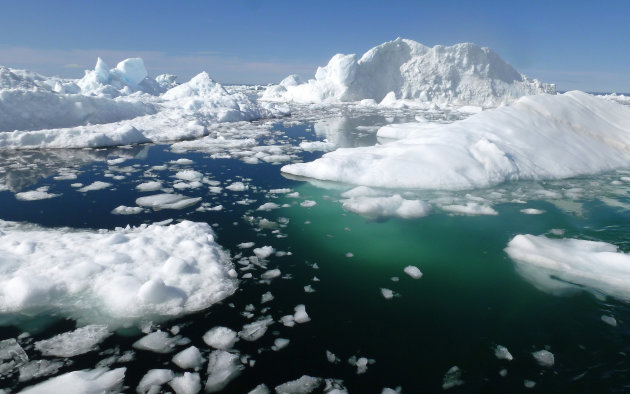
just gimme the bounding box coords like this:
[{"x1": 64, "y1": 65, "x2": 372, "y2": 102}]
[
  {"x1": 0, "y1": 220, "x2": 237, "y2": 326},
  {"x1": 203, "y1": 327, "x2": 238, "y2": 350},
  {"x1": 283, "y1": 91, "x2": 630, "y2": 190},
  {"x1": 34, "y1": 325, "x2": 111, "y2": 357},
  {"x1": 204, "y1": 350, "x2": 244, "y2": 392},
  {"x1": 20, "y1": 367, "x2": 126, "y2": 394}
]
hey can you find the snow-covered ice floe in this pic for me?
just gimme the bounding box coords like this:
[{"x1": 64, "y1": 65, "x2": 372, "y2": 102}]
[
  {"x1": 0, "y1": 58, "x2": 288, "y2": 149},
  {"x1": 283, "y1": 91, "x2": 630, "y2": 190},
  {"x1": 262, "y1": 37, "x2": 554, "y2": 107},
  {"x1": 505, "y1": 234, "x2": 630, "y2": 302},
  {"x1": 0, "y1": 220, "x2": 237, "y2": 326}
]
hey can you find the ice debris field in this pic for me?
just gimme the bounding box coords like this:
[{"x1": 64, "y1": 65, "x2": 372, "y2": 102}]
[{"x1": 2, "y1": 38, "x2": 630, "y2": 393}]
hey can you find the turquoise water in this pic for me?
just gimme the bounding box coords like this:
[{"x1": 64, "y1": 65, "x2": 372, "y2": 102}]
[{"x1": 2, "y1": 117, "x2": 630, "y2": 393}]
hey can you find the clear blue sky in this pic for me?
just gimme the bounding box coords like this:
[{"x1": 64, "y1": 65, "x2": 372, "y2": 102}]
[{"x1": 1, "y1": 0, "x2": 629, "y2": 92}]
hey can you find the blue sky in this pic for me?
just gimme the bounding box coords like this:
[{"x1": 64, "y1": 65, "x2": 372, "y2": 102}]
[{"x1": 0, "y1": 0, "x2": 629, "y2": 92}]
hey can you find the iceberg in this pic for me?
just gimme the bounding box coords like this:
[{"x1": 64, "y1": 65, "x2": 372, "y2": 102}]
[
  {"x1": 0, "y1": 220, "x2": 237, "y2": 326},
  {"x1": 282, "y1": 91, "x2": 630, "y2": 190},
  {"x1": 263, "y1": 38, "x2": 554, "y2": 106}
]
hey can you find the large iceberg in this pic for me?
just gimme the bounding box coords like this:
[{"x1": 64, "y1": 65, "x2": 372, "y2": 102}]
[
  {"x1": 262, "y1": 38, "x2": 555, "y2": 106},
  {"x1": 0, "y1": 220, "x2": 237, "y2": 326},
  {"x1": 282, "y1": 91, "x2": 630, "y2": 190},
  {"x1": 0, "y1": 58, "x2": 287, "y2": 149}
]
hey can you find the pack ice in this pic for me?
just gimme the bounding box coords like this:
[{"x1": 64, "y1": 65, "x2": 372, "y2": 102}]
[
  {"x1": 0, "y1": 58, "x2": 287, "y2": 149},
  {"x1": 282, "y1": 91, "x2": 630, "y2": 190},
  {"x1": 0, "y1": 220, "x2": 237, "y2": 326},
  {"x1": 262, "y1": 37, "x2": 554, "y2": 106}
]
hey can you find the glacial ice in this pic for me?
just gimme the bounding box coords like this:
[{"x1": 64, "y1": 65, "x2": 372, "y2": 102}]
[
  {"x1": 283, "y1": 92, "x2": 630, "y2": 190},
  {"x1": 0, "y1": 220, "x2": 237, "y2": 326},
  {"x1": 263, "y1": 38, "x2": 554, "y2": 107}
]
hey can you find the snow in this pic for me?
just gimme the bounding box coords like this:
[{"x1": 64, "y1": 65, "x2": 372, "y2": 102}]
[
  {"x1": 403, "y1": 265, "x2": 423, "y2": 279},
  {"x1": 0, "y1": 220, "x2": 237, "y2": 327},
  {"x1": 203, "y1": 327, "x2": 238, "y2": 350},
  {"x1": 283, "y1": 91, "x2": 630, "y2": 191},
  {"x1": 172, "y1": 346, "x2": 203, "y2": 370},
  {"x1": 20, "y1": 367, "x2": 126, "y2": 394},
  {"x1": 263, "y1": 38, "x2": 554, "y2": 107},
  {"x1": 34, "y1": 325, "x2": 111, "y2": 357},
  {"x1": 505, "y1": 234, "x2": 630, "y2": 302},
  {"x1": 136, "y1": 193, "x2": 201, "y2": 210},
  {"x1": 204, "y1": 350, "x2": 244, "y2": 392},
  {"x1": 275, "y1": 375, "x2": 323, "y2": 394}
]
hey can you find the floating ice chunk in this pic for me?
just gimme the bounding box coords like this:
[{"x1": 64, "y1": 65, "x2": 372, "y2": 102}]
[
  {"x1": 494, "y1": 345, "x2": 513, "y2": 361},
  {"x1": 137, "y1": 369, "x2": 175, "y2": 394},
  {"x1": 254, "y1": 246, "x2": 275, "y2": 259},
  {"x1": 381, "y1": 388, "x2": 402, "y2": 394},
  {"x1": 293, "y1": 304, "x2": 311, "y2": 323},
  {"x1": 381, "y1": 288, "x2": 394, "y2": 299},
  {"x1": 275, "y1": 375, "x2": 323, "y2": 394},
  {"x1": 280, "y1": 315, "x2": 295, "y2": 327},
  {"x1": 272, "y1": 338, "x2": 290, "y2": 351},
  {"x1": 326, "y1": 350, "x2": 340, "y2": 364},
  {"x1": 239, "y1": 317, "x2": 273, "y2": 341},
  {"x1": 269, "y1": 188, "x2": 292, "y2": 194},
  {"x1": 348, "y1": 356, "x2": 371, "y2": 374},
  {"x1": 300, "y1": 200, "x2": 317, "y2": 208},
  {"x1": 111, "y1": 205, "x2": 143, "y2": 215},
  {"x1": 0, "y1": 338, "x2": 28, "y2": 374},
  {"x1": 442, "y1": 202, "x2": 498, "y2": 215},
  {"x1": 172, "y1": 346, "x2": 203, "y2": 370},
  {"x1": 532, "y1": 349, "x2": 555, "y2": 367},
  {"x1": 261, "y1": 269, "x2": 281, "y2": 280},
  {"x1": 248, "y1": 383, "x2": 270, "y2": 394},
  {"x1": 524, "y1": 380, "x2": 536, "y2": 388},
  {"x1": 15, "y1": 186, "x2": 61, "y2": 201},
  {"x1": 601, "y1": 315, "x2": 618, "y2": 327},
  {"x1": 304, "y1": 285, "x2": 315, "y2": 293},
  {"x1": 18, "y1": 359, "x2": 64, "y2": 383},
  {"x1": 521, "y1": 208, "x2": 545, "y2": 215},
  {"x1": 505, "y1": 234, "x2": 630, "y2": 302},
  {"x1": 342, "y1": 194, "x2": 430, "y2": 219},
  {"x1": 238, "y1": 242, "x2": 255, "y2": 249},
  {"x1": 133, "y1": 331, "x2": 188, "y2": 354},
  {"x1": 261, "y1": 292, "x2": 274, "y2": 304},
  {"x1": 203, "y1": 327, "x2": 238, "y2": 350},
  {"x1": 204, "y1": 350, "x2": 244, "y2": 392},
  {"x1": 136, "y1": 193, "x2": 201, "y2": 210},
  {"x1": 21, "y1": 367, "x2": 126, "y2": 394},
  {"x1": 175, "y1": 170, "x2": 203, "y2": 182},
  {"x1": 226, "y1": 181, "x2": 248, "y2": 191},
  {"x1": 403, "y1": 265, "x2": 423, "y2": 279},
  {"x1": 442, "y1": 366, "x2": 464, "y2": 390},
  {"x1": 35, "y1": 325, "x2": 111, "y2": 357},
  {"x1": 257, "y1": 202, "x2": 280, "y2": 211},
  {"x1": 136, "y1": 181, "x2": 163, "y2": 192},
  {"x1": 169, "y1": 372, "x2": 201, "y2": 394},
  {"x1": 77, "y1": 181, "x2": 112, "y2": 192}
]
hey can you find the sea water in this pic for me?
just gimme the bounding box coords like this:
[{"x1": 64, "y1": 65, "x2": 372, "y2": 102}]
[{"x1": 1, "y1": 102, "x2": 630, "y2": 393}]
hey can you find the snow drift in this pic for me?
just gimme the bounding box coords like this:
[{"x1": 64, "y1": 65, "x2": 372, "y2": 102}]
[
  {"x1": 282, "y1": 91, "x2": 630, "y2": 190},
  {"x1": 0, "y1": 220, "x2": 237, "y2": 326},
  {"x1": 506, "y1": 234, "x2": 630, "y2": 302},
  {"x1": 263, "y1": 38, "x2": 555, "y2": 106}
]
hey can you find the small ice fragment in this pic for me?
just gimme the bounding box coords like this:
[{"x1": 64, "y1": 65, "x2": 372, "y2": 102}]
[
  {"x1": 78, "y1": 181, "x2": 112, "y2": 192},
  {"x1": 601, "y1": 315, "x2": 617, "y2": 327},
  {"x1": 293, "y1": 305, "x2": 311, "y2": 323},
  {"x1": 524, "y1": 380, "x2": 536, "y2": 388},
  {"x1": 226, "y1": 182, "x2": 248, "y2": 191},
  {"x1": 133, "y1": 331, "x2": 186, "y2": 354},
  {"x1": 239, "y1": 317, "x2": 273, "y2": 341},
  {"x1": 280, "y1": 315, "x2": 295, "y2": 327},
  {"x1": 203, "y1": 327, "x2": 238, "y2": 350},
  {"x1": 275, "y1": 375, "x2": 323, "y2": 394},
  {"x1": 442, "y1": 366, "x2": 464, "y2": 390},
  {"x1": 345, "y1": 252, "x2": 354, "y2": 258},
  {"x1": 172, "y1": 346, "x2": 203, "y2": 370},
  {"x1": 238, "y1": 242, "x2": 255, "y2": 249},
  {"x1": 355, "y1": 357, "x2": 369, "y2": 374},
  {"x1": 248, "y1": 383, "x2": 270, "y2": 394},
  {"x1": 261, "y1": 269, "x2": 281, "y2": 280},
  {"x1": 21, "y1": 367, "x2": 126, "y2": 393},
  {"x1": 326, "y1": 350, "x2": 340, "y2": 364},
  {"x1": 300, "y1": 200, "x2": 317, "y2": 208},
  {"x1": 18, "y1": 359, "x2": 64, "y2": 382},
  {"x1": 403, "y1": 265, "x2": 423, "y2": 279},
  {"x1": 520, "y1": 208, "x2": 545, "y2": 215},
  {"x1": 205, "y1": 350, "x2": 244, "y2": 392},
  {"x1": 532, "y1": 349, "x2": 555, "y2": 367},
  {"x1": 136, "y1": 181, "x2": 163, "y2": 192},
  {"x1": 111, "y1": 205, "x2": 143, "y2": 215},
  {"x1": 304, "y1": 285, "x2": 315, "y2": 293},
  {"x1": 272, "y1": 338, "x2": 290, "y2": 351},
  {"x1": 257, "y1": 202, "x2": 280, "y2": 211},
  {"x1": 261, "y1": 292, "x2": 274, "y2": 304},
  {"x1": 254, "y1": 246, "x2": 275, "y2": 259},
  {"x1": 169, "y1": 372, "x2": 201, "y2": 394},
  {"x1": 137, "y1": 369, "x2": 175, "y2": 394},
  {"x1": 499, "y1": 369, "x2": 507, "y2": 377},
  {"x1": 381, "y1": 288, "x2": 394, "y2": 299},
  {"x1": 494, "y1": 345, "x2": 513, "y2": 361}
]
